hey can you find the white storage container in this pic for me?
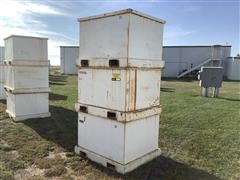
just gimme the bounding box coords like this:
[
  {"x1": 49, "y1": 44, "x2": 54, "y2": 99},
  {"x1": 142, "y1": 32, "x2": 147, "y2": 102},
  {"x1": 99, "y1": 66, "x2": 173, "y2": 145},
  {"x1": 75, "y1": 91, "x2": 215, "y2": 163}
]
[
  {"x1": 78, "y1": 68, "x2": 161, "y2": 111},
  {"x1": 78, "y1": 9, "x2": 165, "y2": 68},
  {"x1": 4, "y1": 60, "x2": 50, "y2": 93},
  {"x1": 0, "y1": 82, "x2": 6, "y2": 100},
  {"x1": 75, "y1": 102, "x2": 161, "y2": 122},
  {"x1": 0, "y1": 64, "x2": 6, "y2": 83},
  {"x1": 4, "y1": 35, "x2": 48, "y2": 61},
  {"x1": 60, "y1": 46, "x2": 79, "y2": 74},
  {"x1": 75, "y1": 112, "x2": 160, "y2": 173},
  {"x1": 6, "y1": 91, "x2": 50, "y2": 121}
]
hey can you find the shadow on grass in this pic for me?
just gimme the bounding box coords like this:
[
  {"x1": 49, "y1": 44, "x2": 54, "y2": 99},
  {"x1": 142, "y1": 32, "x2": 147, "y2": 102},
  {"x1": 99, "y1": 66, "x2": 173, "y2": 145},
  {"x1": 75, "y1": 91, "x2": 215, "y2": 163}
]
[
  {"x1": 83, "y1": 155, "x2": 220, "y2": 179},
  {"x1": 218, "y1": 97, "x2": 240, "y2": 102},
  {"x1": 23, "y1": 105, "x2": 77, "y2": 151},
  {"x1": 49, "y1": 93, "x2": 68, "y2": 101},
  {"x1": 50, "y1": 82, "x2": 66, "y2": 86},
  {"x1": 0, "y1": 100, "x2": 6, "y2": 104},
  {"x1": 162, "y1": 77, "x2": 196, "y2": 82},
  {"x1": 126, "y1": 155, "x2": 220, "y2": 179},
  {"x1": 160, "y1": 87, "x2": 175, "y2": 92},
  {"x1": 49, "y1": 75, "x2": 67, "y2": 82},
  {"x1": 190, "y1": 94, "x2": 240, "y2": 102},
  {"x1": 49, "y1": 75, "x2": 67, "y2": 86}
]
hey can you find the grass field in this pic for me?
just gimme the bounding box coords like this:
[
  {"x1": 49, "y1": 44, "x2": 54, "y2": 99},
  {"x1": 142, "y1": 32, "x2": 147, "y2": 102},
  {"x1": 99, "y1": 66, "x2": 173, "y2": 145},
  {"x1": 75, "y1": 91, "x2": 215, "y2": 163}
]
[{"x1": 0, "y1": 75, "x2": 239, "y2": 179}]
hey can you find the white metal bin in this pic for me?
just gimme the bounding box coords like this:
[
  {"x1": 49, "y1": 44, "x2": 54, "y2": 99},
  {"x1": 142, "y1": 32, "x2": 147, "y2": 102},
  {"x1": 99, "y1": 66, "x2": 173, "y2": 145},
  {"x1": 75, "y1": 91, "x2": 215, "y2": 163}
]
[
  {"x1": 0, "y1": 82, "x2": 6, "y2": 100},
  {"x1": 78, "y1": 68, "x2": 161, "y2": 111},
  {"x1": 0, "y1": 64, "x2": 6, "y2": 83},
  {"x1": 4, "y1": 35, "x2": 48, "y2": 61},
  {"x1": 4, "y1": 60, "x2": 50, "y2": 93},
  {"x1": 78, "y1": 9, "x2": 165, "y2": 68},
  {"x1": 6, "y1": 91, "x2": 50, "y2": 121},
  {"x1": 75, "y1": 102, "x2": 161, "y2": 122},
  {"x1": 75, "y1": 112, "x2": 160, "y2": 173}
]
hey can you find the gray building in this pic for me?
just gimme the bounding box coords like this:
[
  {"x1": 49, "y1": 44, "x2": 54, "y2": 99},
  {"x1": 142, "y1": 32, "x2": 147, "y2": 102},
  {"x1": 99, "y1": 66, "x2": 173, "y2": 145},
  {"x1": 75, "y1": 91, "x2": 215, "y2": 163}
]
[
  {"x1": 162, "y1": 45, "x2": 231, "y2": 78},
  {"x1": 59, "y1": 45, "x2": 238, "y2": 80}
]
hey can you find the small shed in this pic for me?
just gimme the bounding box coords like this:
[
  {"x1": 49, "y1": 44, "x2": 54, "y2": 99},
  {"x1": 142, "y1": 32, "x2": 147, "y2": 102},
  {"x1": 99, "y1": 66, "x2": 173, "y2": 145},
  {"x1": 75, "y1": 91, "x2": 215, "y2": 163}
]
[
  {"x1": 226, "y1": 57, "x2": 240, "y2": 80},
  {"x1": 60, "y1": 46, "x2": 79, "y2": 74}
]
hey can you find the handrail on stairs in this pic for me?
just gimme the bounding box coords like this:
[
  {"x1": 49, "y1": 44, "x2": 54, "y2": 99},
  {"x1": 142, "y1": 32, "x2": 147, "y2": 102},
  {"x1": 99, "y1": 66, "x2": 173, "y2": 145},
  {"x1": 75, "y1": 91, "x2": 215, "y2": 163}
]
[{"x1": 177, "y1": 58, "x2": 221, "y2": 79}]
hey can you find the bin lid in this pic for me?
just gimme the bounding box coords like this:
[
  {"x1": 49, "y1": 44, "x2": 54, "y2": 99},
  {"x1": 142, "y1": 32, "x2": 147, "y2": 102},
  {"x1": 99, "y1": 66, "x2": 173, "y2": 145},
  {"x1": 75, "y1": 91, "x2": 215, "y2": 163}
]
[{"x1": 78, "y1": 8, "x2": 166, "y2": 24}]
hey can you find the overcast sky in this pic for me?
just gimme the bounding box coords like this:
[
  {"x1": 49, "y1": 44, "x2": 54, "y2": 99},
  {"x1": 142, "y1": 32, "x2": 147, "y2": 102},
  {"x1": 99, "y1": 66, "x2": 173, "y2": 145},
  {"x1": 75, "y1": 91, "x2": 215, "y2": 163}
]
[{"x1": 0, "y1": 0, "x2": 239, "y2": 65}]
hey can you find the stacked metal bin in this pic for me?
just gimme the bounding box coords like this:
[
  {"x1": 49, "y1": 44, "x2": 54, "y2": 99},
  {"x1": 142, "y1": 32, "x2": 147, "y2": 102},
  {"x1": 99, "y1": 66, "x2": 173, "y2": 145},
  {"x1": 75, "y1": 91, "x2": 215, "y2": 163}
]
[
  {"x1": 0, "y1": 47, "x2": 6, "y2": 99},
  {"x1": 75, "y1": 9, "x2": 165, "y2": 174},
  {"x1": 4, "y1": 35, "x2": 51, "y2": 121}
]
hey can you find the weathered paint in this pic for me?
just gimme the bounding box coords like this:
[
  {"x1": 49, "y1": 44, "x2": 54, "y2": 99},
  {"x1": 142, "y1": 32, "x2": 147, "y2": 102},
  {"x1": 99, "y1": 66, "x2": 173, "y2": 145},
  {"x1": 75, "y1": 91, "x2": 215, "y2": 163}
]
[
  {"x1": 4, "y1": 60, "x2": 50, "y2": 93},
  {"x1": 76, "y1": 9, "x2": 164, "y2": 174},
  {"x1": 79, "y1": 9, "x2": 165, "y2": 68},
  {"x1": 4, "y1": 35, "x2": 50, "y2": 121},
  {"x1": 4, "y1": 35, "x2": 48, "y2": 61},
  {"x1": 78, "y1": 68, "x2": 161, "y2": 111},
  {"x1": 75, "y1": 103, "x2": 161, "y2": 122},
  {"x1": 60, "y1": 46, "x2": 79, "y2": 74},
  {"x1": 6, "y1": 90, "x2": 50, "y2": 121},
  {"x1": 77, "y1": 112, "x2": 159, "y2": 164}
]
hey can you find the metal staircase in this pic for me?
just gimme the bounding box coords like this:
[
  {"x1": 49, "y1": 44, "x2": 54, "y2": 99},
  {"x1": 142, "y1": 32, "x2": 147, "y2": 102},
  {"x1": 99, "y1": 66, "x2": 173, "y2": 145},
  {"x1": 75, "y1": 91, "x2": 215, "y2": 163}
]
[
  {"x1": 177, "y1": 45, "x2": 224, "y2": 79},
  {"x1": 177, "y1": 58, "x2": 221, "y2": 78}
]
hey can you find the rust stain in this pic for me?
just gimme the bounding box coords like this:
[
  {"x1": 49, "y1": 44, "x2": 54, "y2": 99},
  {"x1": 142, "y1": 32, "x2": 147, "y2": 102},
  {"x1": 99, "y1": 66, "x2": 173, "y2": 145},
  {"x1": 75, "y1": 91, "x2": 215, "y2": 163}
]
[
  {"x1": 134, "y1": 69, "x2": 137, "y2": 111},
  {"x1": 142, "y1": 85, "x2": 150, "y2": 91},
  {"x1": 151, "y1": 97, "x2": 160, "y2": 106},
  {"x1": 77, "y1": 64, "x2": 162, "y2": 71}
]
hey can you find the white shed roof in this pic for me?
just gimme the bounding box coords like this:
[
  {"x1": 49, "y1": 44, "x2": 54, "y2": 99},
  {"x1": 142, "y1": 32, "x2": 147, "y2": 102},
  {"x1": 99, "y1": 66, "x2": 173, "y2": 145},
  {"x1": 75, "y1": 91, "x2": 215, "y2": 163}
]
[
  {"x1": 78, "y1": 8, "x2": 166, "y2": 24},
  {"x1": 4, "y1": 35, "x2": 48, "y2": 40}
]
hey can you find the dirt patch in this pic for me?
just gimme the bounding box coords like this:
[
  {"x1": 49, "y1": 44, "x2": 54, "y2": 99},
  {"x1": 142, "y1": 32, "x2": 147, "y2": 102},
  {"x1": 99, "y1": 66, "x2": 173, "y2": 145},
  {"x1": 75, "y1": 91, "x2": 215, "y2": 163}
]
[
  {"x1": 47, "y1": 151, "x2": 67, "y2": 159},
  {"x1": 14, "y1": 165, "x2": 45, "y2": 179}
]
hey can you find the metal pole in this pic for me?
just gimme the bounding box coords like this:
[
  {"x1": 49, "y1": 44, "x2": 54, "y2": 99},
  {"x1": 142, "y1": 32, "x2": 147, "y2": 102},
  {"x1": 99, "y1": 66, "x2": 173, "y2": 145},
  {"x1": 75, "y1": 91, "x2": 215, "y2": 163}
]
[
  {"x1": 202, "y1": 87, "x2": 208, "y2": 97},
  {"x1": 213, "y1": 87, "x2": 220, "y2": 97}
]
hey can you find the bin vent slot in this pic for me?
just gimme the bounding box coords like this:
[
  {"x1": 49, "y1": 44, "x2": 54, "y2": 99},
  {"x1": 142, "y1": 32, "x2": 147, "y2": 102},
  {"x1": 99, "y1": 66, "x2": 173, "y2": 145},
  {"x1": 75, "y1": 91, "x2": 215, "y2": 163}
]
[
  {"x1": 109, "y1": 59, "x2": 119, "y2": 67},
  {"x1": 107, "y1": 111, "x2": 117, "y2": 120},
  {"x1": 80, "y1": 151, "x2": 87, "y2": 157},
  {"x1": 107, "y1": 162, "x2": 116, "y2": 170},
  {"x1": 81, "y1": 60, "x2": 89, "y2": 67},
  {"x1": 80, "y1": 106, "x2": 88, "y2": 113}
]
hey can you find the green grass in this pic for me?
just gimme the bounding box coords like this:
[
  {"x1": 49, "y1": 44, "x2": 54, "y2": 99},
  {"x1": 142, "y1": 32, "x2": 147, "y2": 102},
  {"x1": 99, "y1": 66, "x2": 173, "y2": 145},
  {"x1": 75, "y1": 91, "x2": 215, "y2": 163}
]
[{"x1": 0, "y1": 75, "x2": 239, "y2": 179}]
